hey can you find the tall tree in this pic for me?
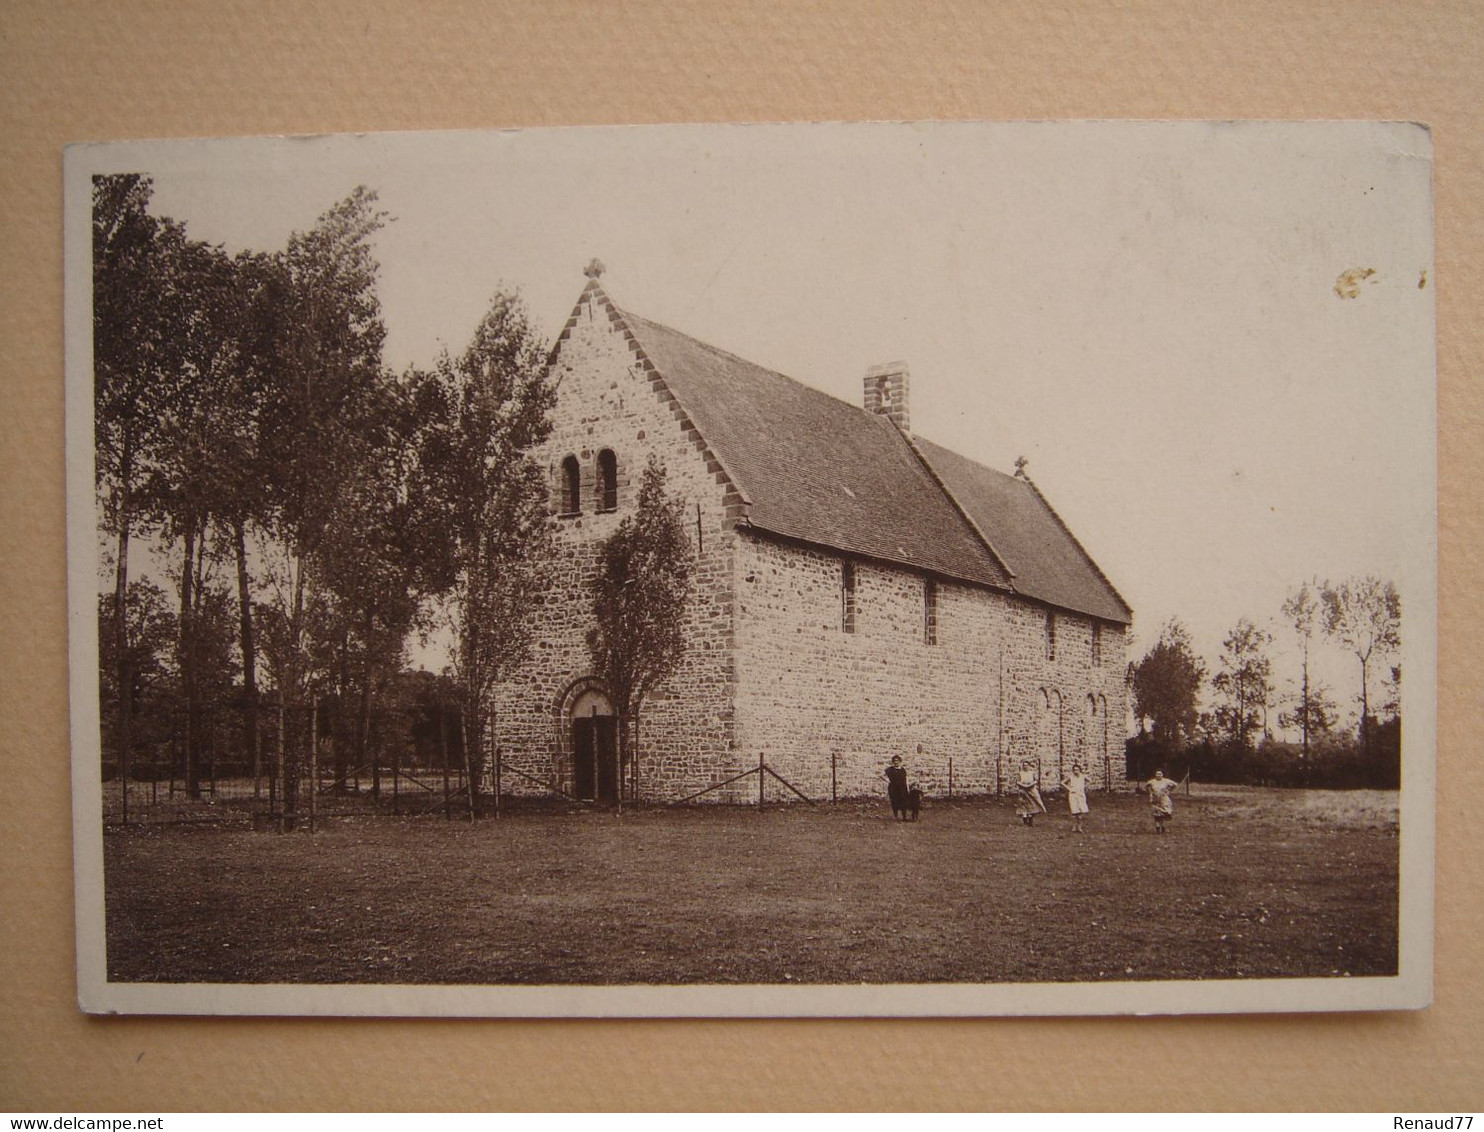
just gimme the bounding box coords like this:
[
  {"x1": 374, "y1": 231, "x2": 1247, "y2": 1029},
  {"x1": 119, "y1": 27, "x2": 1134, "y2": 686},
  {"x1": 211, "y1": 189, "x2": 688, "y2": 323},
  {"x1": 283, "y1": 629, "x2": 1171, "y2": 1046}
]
[
  {"x1": 256, "y1": 186, "x2": 391, "y2": 820},
  {"x1": 1320, "y1": 575, "x2": 1401, "y2": 747},
  {"x1": 313, "y1": 375, "x2": 430, "y2": 798},
  {"x1": 1211, "y1": 618, "x2": 1274, "y2": 749},
  {"x1": 410, "y1": 290, "x2": 555, "y2": 804},
  {"x1": 93, "y1": 174, "x2": 189, "y2": 791},
  {"x1": 214, "y1": 250, "x2": 288, "y2": 789},
  {"x1": 143, "y1": 237, "x2": 252, "y2": 795},
  {"x1": 1131, "y1": 618, "x2": 1205, "y2": 747},
  {"x1": 1281, "y1": 580, "x2": 1323, "y2": 758},
  {"x1": 587, "y1": 455, "x2": 694, "y2": 798}
]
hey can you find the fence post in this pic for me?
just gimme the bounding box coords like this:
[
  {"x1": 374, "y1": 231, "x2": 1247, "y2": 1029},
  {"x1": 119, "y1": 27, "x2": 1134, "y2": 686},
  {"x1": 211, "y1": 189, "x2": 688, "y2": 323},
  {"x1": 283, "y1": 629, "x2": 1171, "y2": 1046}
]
[
  {"x1": 457, "y1": 708, "x2": 476, "y2": 822},
  {"x1": 252, "y1": 698, "x2": 262, "y2": 802},
  {"x1": 392, "y1": 740, "x2": 400, "y2": 816},
  {"x1": 948, "y1": 757, "x2": 954, "y2": 798},
  {"x1": 275, "y1": 699, "x2": 287, "y2": 833},
  {"x1": 120, "y1": 724, "x2": 129, "y2": 827},
  {"x1": 309, "y1": 696, "x2": 319, "y2": 833},
  {"x1": 440, "y1": 700, "x2": 451, "y2": 821},
  {"x1": 253, "y1": 700, "x2": 261, "y2": 802},
  {"x1": 831, "y1": 751, "x2": 837, "y2": 803},
  {"x1": 269, "y1": 704, "x2": 278, "y2": 815},
  {"x1": 494, "y1": 745, "x2": 502, "y2": 819},
  {"x1": 758, "y1": 751, "x2": 765, "y2": 809}
]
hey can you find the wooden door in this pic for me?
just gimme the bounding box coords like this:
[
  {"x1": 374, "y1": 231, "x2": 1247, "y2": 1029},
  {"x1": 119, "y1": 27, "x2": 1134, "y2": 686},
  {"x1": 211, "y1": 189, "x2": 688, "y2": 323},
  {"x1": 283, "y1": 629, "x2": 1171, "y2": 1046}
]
[
  {"x1": 595, "y1": 716, "x2": 619, "y2": 802},
  {"x1": 573, "y1": 717, "x2": 596, "y2": 800}
]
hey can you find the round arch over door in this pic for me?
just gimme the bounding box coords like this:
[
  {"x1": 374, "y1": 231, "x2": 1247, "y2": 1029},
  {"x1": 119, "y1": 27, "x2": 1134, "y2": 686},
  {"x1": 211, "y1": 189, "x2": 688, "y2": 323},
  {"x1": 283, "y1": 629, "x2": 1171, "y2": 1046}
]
[{"x1": 556, "y1": 677, "x2": 619, "y2": 802}]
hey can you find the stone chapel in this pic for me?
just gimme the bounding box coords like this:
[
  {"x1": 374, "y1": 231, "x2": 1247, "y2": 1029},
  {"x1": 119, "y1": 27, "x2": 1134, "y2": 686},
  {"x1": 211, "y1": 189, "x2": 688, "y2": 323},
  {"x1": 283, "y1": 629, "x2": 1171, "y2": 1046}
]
[{"x1": 491, "y1": 266, "x2": 1132, "y2": 804}]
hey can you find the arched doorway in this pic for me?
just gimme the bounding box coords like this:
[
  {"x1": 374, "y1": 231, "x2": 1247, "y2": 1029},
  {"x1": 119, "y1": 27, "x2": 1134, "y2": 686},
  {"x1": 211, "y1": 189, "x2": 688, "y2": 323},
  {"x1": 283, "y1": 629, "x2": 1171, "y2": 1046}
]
[{"x1": 565, "y1": 683, "x2": 619, "y2": 802}]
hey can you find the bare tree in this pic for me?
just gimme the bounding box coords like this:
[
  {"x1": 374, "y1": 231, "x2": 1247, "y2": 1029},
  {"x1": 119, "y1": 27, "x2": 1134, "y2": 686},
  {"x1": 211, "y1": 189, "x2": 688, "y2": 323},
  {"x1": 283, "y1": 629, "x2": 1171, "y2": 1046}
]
[
  {"x1": 1281, "y1": 580, "x2": 1322, "y2": 758},
  {"x1": 1321, "y1": 575, "x2": 1401, "y2": 748}
]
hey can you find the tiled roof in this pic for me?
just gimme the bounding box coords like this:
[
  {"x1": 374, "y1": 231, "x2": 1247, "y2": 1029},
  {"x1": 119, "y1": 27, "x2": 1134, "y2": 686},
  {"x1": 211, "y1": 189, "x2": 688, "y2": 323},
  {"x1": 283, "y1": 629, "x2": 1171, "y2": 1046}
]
[
  {"x1": 597, "y1": 290, "x2": 1129, "y2": 624},
  {"x1": 912, "y1": 437, "x2": 1132, "y2": 624},
  {"x1": 623, "y1": 312, "x2": 1012, "y2": 590}
]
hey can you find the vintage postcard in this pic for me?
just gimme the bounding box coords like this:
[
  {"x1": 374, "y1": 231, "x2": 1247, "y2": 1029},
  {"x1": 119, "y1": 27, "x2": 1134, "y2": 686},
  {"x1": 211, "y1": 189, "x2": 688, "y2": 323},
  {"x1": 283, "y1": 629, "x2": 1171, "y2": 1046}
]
[{"x1": 64, "y1": 121, "x2": 1435, "y2": 1016}]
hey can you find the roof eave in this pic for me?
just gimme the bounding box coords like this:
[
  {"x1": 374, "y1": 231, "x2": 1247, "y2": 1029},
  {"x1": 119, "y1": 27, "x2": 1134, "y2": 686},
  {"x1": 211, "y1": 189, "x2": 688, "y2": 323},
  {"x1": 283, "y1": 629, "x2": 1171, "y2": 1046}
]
[{"x1": 736, "y1": 519, "x2": 1017, "y2": 596}]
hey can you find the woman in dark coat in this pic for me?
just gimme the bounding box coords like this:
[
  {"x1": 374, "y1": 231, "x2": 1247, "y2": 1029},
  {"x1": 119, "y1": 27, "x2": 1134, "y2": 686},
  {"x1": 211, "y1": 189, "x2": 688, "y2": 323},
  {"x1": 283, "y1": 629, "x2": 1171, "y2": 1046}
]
[{"x1": 884, "y1": 755, "x2": 910, "y2": 820}]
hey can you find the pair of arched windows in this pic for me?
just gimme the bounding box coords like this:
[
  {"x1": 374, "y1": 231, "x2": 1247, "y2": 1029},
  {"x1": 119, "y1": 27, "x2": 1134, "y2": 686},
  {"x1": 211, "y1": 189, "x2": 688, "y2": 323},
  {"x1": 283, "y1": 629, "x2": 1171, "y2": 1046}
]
[{"x1": 559, "y1": 449, "x2": 619, "y2": 515}]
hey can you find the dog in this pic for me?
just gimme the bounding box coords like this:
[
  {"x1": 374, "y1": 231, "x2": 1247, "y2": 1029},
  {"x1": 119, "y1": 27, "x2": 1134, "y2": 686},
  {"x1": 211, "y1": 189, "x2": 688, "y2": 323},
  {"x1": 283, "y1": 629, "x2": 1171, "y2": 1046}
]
[{"x1": 904, "y1": 784, "x2": 923, "y2": 822}]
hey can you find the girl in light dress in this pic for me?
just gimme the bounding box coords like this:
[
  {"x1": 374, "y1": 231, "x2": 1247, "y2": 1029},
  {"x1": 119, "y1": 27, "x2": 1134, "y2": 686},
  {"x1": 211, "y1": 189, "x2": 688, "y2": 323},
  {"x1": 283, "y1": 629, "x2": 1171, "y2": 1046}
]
[
  {"x1": 1062, "y1": 761, "x2": 1090, "y2": 832},
  {"x1": 1015, "y1": 758, "x2": 1047, "y2": 826},
  {"x1": 1145, "y1": 769, "x2": 1178, "y2": 834}
]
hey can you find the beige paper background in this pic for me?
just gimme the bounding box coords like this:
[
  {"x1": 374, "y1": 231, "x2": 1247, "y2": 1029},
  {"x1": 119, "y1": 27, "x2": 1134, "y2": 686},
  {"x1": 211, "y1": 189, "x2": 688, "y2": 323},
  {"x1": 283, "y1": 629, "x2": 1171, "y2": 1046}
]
[{"x1": 2, "y1": 0, "x2": 1479, "y2": 1111}]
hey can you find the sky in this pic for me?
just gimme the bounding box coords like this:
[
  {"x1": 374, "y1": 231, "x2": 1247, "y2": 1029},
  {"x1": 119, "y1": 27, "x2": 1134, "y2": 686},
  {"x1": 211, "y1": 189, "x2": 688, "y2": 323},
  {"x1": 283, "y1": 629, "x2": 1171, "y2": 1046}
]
[{"x1": 72, "y1": 121, "x2": 1435, "y2": 729}]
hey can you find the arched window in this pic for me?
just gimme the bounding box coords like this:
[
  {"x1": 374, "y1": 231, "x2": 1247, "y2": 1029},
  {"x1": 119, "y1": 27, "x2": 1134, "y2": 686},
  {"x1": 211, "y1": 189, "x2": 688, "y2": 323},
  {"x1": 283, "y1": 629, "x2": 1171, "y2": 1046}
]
[
  {"x1": 561, "y1": 455, "x2": 581, "y2": 514},
  {"x1": 597, "y1": 449, "x2": 618, "y2": 511}
]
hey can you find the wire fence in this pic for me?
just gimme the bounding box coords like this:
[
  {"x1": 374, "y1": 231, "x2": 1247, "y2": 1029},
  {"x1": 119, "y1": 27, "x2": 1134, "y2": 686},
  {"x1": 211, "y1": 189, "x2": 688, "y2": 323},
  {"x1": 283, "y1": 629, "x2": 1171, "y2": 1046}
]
[
  {"x1": 100, "y1": 700, "x2": 1133, "y2": 827},
  {"x1": 101, "y1": 700, "x2": 485, "y2": 828}
]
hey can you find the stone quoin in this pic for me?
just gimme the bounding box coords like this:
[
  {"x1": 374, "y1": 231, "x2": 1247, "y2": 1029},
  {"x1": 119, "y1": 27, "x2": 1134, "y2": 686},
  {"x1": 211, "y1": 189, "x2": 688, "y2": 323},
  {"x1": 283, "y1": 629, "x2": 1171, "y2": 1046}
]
[{"x1": 491, "y1": 270, "x2": 1133, "y2": 804}]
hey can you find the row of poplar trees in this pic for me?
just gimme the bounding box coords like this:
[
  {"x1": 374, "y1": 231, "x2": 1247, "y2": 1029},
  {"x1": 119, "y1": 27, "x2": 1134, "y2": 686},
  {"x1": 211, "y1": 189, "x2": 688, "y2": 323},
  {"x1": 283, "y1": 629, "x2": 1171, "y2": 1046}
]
[{"x1": 94, "y1": 176, "x2": 579, "y2": 818}]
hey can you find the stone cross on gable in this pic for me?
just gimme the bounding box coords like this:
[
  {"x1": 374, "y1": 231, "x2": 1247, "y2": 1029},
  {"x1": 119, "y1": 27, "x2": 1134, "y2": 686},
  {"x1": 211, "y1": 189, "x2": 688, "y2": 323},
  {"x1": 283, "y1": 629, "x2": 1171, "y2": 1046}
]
[{"x1": 584, "y1": 258, "x2": 606, "y2": 279}]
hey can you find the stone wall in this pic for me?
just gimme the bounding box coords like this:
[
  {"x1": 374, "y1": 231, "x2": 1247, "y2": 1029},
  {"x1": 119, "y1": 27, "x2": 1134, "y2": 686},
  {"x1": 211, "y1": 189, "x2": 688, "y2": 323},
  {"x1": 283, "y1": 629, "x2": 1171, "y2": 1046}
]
[
  {"x1": 491, "y1": 279, "x2": 1129, "y2": 806},
  {"x1": 731, "y1": 532, "x2": 1128, "y2": 804},
  {"x1": 491, "y1": 283, "x2": 742, "y2": 801}
]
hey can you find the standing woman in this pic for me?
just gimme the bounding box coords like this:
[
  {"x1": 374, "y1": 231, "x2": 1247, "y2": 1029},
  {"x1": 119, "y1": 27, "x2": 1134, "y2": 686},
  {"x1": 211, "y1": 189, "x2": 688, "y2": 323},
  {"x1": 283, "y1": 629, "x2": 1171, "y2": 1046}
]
[
  {"x1": 1145, "y1": 769, "x2": 1177, "y2": 834},
  {"x1": 884, "y1": 755, "x2": 910, "y2": 821},
  {"x1": 1062, "y1": 761, "x2": 1090, "y2": 832},
  {"x1": 1016, "y1": 758, "x2": 1047, "y2": 826}
]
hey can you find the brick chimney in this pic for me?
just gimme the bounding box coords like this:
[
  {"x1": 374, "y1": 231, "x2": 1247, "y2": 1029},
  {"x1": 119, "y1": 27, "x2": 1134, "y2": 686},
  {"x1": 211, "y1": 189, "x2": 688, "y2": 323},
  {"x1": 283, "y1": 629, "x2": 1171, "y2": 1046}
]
[{"x1": 863, "y1": 361, "x2": 910, "y2": 433}]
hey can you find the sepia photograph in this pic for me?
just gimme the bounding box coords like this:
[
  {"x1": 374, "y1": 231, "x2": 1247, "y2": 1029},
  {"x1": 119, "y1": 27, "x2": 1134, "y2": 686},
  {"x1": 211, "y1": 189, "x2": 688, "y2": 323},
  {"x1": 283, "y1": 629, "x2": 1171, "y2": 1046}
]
[{"x1": 64, "y1": 120, "x2": 1435, "y2": 1017}]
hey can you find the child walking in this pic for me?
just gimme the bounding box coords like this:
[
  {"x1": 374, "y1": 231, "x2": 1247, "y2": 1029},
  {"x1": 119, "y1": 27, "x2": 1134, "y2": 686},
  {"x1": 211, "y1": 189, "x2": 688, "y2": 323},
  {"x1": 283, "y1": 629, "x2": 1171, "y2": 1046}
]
[
  {"x1": 1145, "y1": 769, "x2": 1177, "y2": 834},
  {"x1": 1062, "y1": 761, "x2": 1090, "y2": 832},
  {"x1": 1015, "y1": 759, "x2": 1047, "y2": 826}
]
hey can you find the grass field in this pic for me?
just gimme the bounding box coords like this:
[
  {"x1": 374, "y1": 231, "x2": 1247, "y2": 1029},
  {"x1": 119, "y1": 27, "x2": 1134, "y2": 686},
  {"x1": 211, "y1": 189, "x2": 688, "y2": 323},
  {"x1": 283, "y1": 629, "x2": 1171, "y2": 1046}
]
[{"x1": 103, "y1": 785, "x2": 1399, "y2": 985}]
